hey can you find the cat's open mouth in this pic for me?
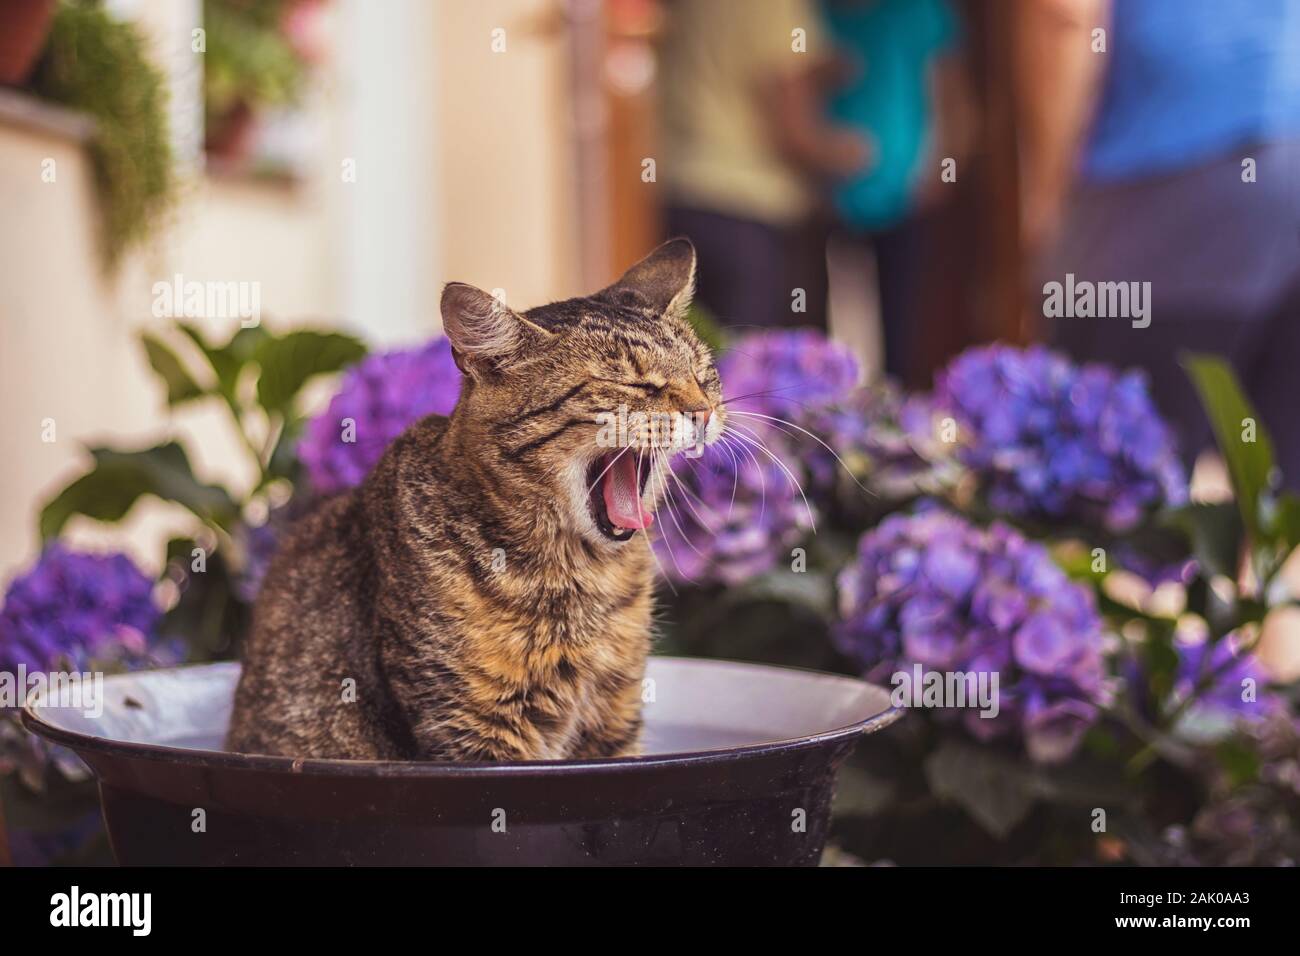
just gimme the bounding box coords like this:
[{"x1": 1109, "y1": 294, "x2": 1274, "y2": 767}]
[{"x1": 588, "y1": 451, "x2": 654, "y2": 541}]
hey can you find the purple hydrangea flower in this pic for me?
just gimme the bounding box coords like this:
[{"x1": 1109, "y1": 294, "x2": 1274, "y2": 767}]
[
  {"x1": 299, "y1": 337, "x2": 462, "y2": 494},
  {"x1": 803, "y1": 383, "x2": 952, "y2": 497},
  {"x1": 719, "y1": 329, "x2": 859, "y2": 422},
  {"x1": 0, "y1": 545, "x2": 161, "y2": 676},
  {"x1": 652, "y1": 442, "x2": 813, "y2": 585},
  {"x1": 1173, "y1": 638, "x2": 1280, "y2": 724},
  {"x1": 234, "y1": 518, "x2": 280, "y2": 603},
  {"x1": 652, "y1": 330, "x2": 856, "y2": 584},
  {"x1": 933, "y1": 345, "x2": 1187, "y2": 532},
  {"x1": 835, "y1": 510, "x2": 1108, "y2": 762}
]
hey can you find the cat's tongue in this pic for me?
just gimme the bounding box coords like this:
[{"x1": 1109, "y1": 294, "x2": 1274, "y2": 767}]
[{"x1": 603, "y1": 453, "x2": 653, "y2": 530}]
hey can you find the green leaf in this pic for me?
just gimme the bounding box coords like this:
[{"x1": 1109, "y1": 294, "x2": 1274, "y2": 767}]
[
  {"x1": 1213, "y1": 738, "x2": 1261, "y2": 787},
  {"x1": 923, "y1": 740, "x2": 1037, "y2": 838},
  {"x1": 831, "y1": 764, "x2": 900, "y2": 817},
  {"x1": 141, "y1": 333, "x2": 205, "y2": 405},
  {"x1": 254, "y1": 330, "x2": 366, "y2": 414},
  {"x1": 38, "y1": 460, "x2": 156, "y2": 540},
  {"x1": 732, "y1": 568, "x2": 835, "y2": 618},
  {"x1": 1164, "y1": 502, "x2": 1242, "y2": 579},
  {"x1": 1268, "y1": 493, "x2": 1300, "y2": 558},
  {"x1": 177, "y1": 322, "x2": 270, "y2": 401},
  {"x1": 685, "y1": 303, "x2": 725, "y2": 354},
  {"x1": 1182, "y1": 354, "x2": 1276, "y2": 542},
  {"x1": 39, "y1": 442, "x2": 239, "y2": 539},
  {"x1": 159, "y1": 540, "x2": 249, "y2": 660},
  {"x1": 263, "y1": 416, "x2": 304, "y2": 483}
]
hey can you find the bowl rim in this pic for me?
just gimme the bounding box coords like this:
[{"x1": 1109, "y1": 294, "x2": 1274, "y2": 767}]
[{"x1": 20, "y1": 655, "x2": 902, "y2": 777}]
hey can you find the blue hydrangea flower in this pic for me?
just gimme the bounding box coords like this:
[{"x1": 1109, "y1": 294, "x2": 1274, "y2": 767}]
[
  {"x1": 835, "y1": 510, "x2": 1108, "y2": 762},
  {"x1": 933, "y1": 345, "x2": 1187, "y2": 532},
  {"x1": 299, "y1": 337, "x2": 462, "y2": 494},
  {"x1": 0, "y1": 545, "x2": 161, "y2": 676}
]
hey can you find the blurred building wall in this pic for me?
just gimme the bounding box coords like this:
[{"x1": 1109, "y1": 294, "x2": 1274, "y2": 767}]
[{"x1": 0, "y1": 0, "x2": 580, "y2": 579}]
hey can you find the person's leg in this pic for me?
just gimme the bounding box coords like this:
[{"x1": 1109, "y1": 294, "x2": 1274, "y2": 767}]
[
  {"x1": 1232, "y1": 280, "x2": 1300, "y2": 490},
  {"x1": 872, "y1": 215, "x2": 926, "y2": 382},
  {"x1": 783, "y1": 215, "x2": 830, "y2": 331},
  {"x1": 1043, "y1": 142, "x2": 1300, "y2": 475},
  {"x1": 664, "y1": 205, "x2": 789, "y2": 330}
]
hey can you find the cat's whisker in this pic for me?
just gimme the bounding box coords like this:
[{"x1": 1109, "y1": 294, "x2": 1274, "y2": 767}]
[
  {"x1": 661, "y1": 453, "x2": 723, "y2": 531},
  {"x1": 645, "y1": 454, "x2": 700, "y2": 583},
  {"x1": 724, "y1": 410, "x2": 875, "y2": 497},
  {"x1": 725, "y1": 422, "x2": 816, "y2": 534},
  {"x1": 716, "y1": 427, "x2": 768, "y2": 522},
  {"x1": 643, "y1": 520, "x2": 681, "y2": 594},
  {"x1": 723, "y1": 428, "x2": 781, "y2": 529},
  {"x1": 654, "y1": 455, "x2": 709, "y2": 560},
  {"x1": 719, "y1": 384, "x2": 815, "y2": 409},
  {"x1": 584, "y1": 445, "x2": 631, "y2": 499},
  {"x1": 716, "y1": 436, "x2": 742, "y2": 516},
  {"x1": 635, "y1": 447, "x2": 649, "y2": 530}
]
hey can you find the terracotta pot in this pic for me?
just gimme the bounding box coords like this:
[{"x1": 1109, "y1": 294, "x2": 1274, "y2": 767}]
[
  {"x1": 205, "y1": 100, "x2": 258, "y2": 162},
  {"x1": 0, "y1": 0, "x2": 56, "y2": 87}
]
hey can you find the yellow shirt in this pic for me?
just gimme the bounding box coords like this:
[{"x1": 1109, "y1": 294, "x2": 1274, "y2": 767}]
[{"x1": 659, "y1": 0, "x2": 825, "y2": 226}]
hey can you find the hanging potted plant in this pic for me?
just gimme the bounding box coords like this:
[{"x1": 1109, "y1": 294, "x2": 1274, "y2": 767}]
[
  {"x1": 27, "y1": 1, "x2": 176, "y2": 268},
  {"x1": 203, "y1": 0, "x2": 311, "y2": 164}
]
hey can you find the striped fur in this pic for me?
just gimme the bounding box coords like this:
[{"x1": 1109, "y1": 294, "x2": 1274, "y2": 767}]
[{"x1": 226, "y1": 240, "x2": 723, "y2": 760}]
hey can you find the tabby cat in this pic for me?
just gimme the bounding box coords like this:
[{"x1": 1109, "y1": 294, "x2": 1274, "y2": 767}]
[{"x1": 226, "y1": 239, "x2": 725, "y2": 760}]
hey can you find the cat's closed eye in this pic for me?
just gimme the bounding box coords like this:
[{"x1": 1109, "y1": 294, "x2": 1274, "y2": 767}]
[{"x1": 593, "y1": 375, "x2": 667, "y2": 396}]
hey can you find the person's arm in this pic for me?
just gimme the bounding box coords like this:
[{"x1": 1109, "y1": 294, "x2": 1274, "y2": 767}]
[
  {"x1": 743, "y1": 0, "x2": 872, "y2": 181},
  {"x1": 760, "y1": 59, "x2": 874, "y2": 180},
  {"x1": 916, "y1": 51, "x2": 978, "y2": 207},
  {"x1": 1015, "y1": 0, "x2": 1111, "y2": 253}
]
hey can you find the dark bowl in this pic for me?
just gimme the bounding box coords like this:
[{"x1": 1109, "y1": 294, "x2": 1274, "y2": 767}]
[{"x1": 22, "y1": 656, "x2": 900, "y2": 866}]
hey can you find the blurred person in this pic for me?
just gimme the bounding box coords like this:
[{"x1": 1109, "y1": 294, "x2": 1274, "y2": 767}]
[
  {"x1": 658, "y1": 0, "x2": 871, "y2": 330},
  {"x1": 819, "y1": 0, "x2": 971, "y2": 382},
  {"x1": 1019, "y1": 0, "x2": 1300, "y2": 485}
]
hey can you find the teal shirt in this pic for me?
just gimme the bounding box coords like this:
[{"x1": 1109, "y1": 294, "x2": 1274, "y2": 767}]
[{"x1": 821, "y1": 0, "x2": 957, "y2": 231}]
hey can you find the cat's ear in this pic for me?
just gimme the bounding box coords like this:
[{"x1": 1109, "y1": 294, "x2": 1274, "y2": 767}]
[
  {"x1": 598, "y1": 238, "x2": 696, "y2": 318},
  {"x1": 441, "y1": 282, "x2": 551, "y2": 378}
]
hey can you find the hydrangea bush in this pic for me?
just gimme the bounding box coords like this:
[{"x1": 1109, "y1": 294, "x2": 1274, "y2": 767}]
[
  {"x1": 298, "y1": 337, "x2": 461, "y2": 494},
  {"x1": 9, "y1": 318, "x2": 1298, "y2": 866},
  {"x1": 716, "y1": 328, "x2": 860, "y2": 421},
  {"x1": 934, "y1": 345, "x2": 1188, "y2": 531},
  {"x1": 653, "y1": 443, "x2": 814, "y2": 586},
  {"x1": 0, "y1": 545, "x2": 161, "y2": 675},
  {"x1": 0, "y1": 545, "x2": 168, "y2": 813},
  {"x1": 804, "y1": 382, "x2": 958, "y2": 499},
  {"x1": 835, "y1": 510, "x2": 1108, "y2": 763},
  {"x1": 652, "y1": 330, "x2": 857, "y2": 585}
]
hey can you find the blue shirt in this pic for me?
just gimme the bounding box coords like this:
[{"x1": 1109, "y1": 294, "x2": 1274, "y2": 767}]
[
  {"x1": 820, "y1": 0, "x2": 958, "y2": 231},
  {"x1": 1083, "y1": 0, "x2": 1300, "y2": 182}
]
